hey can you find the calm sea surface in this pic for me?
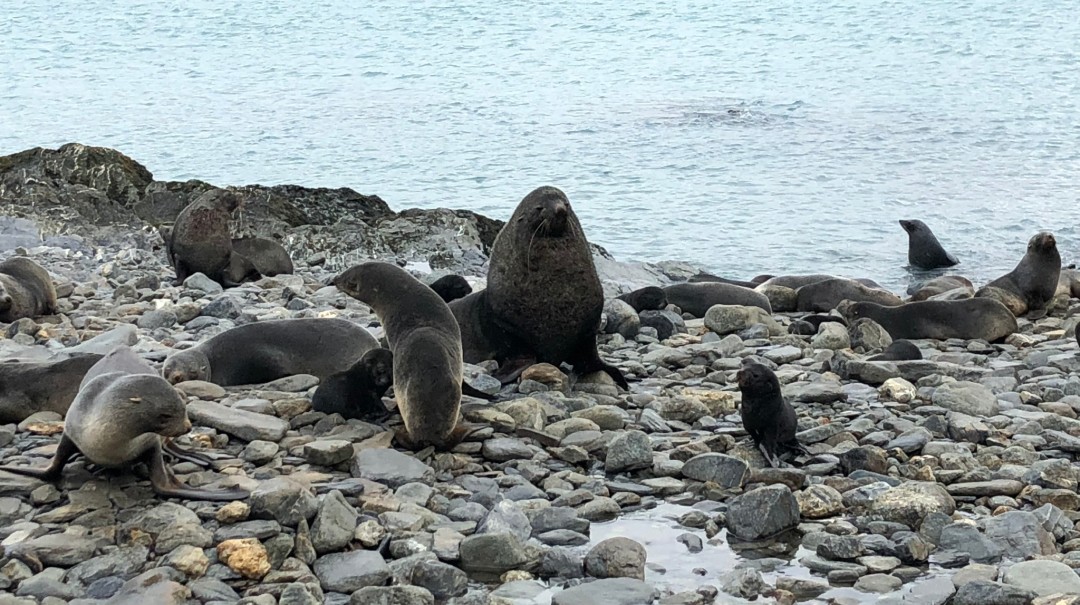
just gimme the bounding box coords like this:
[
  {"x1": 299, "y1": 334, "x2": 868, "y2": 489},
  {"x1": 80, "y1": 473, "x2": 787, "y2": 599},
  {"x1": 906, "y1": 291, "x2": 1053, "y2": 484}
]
[{"x1": 3, "y1": 0, "x2": 1079, "y2": 290}]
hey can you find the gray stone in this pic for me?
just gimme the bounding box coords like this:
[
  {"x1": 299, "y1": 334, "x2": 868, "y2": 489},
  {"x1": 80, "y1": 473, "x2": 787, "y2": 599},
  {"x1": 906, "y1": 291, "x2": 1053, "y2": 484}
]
[
  {"x1": 459, "y1": 533, "x2": 532, "y2": 581},
  {"x1": 952, "y1": 581, "x2": 1038, "y2": 605},
  {"x1": 605, "y1": 430, "x2": 653, "y2": 472},
  {"x1": 931, "y1": 381, "x2": 999, "y2": 417},
  {"x1": 351, "y1": 448, "x2": 435, "y2": 488},
  {"x1": 584, "y1": 537, "x2": 646, "y2": 580},
  {"x1": 186, "y1": 401, "x2": 289, "y2": 442},
  {"x1": 202, "y1": 295, "x2": 243, "y2": 319},
  {"x1": 811, "y1": 322, "x2": 850, "y2": 350},
  {"x1": 680, "y1": 453, "x2": 749, "y2": 488},
  {"x1": 726, "y1": 484, "x2": 800, "y2": 541},
  {"x1": 870, "y1": 481, "x2": 955, "y2": 527},
  {"x1": 349, "y1": 586, "x2": 435, "y2": 605},
  {"x1": 478, "y1": 500, "x2": 532, "y2": 543},
  {"x1": 311, "y1": 490, "x2": 358, "y2": 554},
  {"x1": 552, "y1": 578, "x2": 659, "y2": 605},
  {"x1": 313, "y1": 550, "x2": 392, "y2": 593},
  {"x1": 408, "y1": 560, "x2": 468, "y2": 600},
  {"x1": 250, "y1": 477, "x2": 318, "y2": 526},
  {"x1": 983, "y1": 511, "x2": 1055, "y2": 560},
  {"x1": 1002, "y1": 560, "x2": 1080, "y2": 596}
]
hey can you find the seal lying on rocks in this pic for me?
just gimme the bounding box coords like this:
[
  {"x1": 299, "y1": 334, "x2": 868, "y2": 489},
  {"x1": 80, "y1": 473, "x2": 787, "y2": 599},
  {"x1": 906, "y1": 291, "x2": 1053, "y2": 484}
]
[
  {"x1": 0, "y1": 256, "x2": 57, "y2": 322},
  {"x1": 868, "y1": 340, "x2": 922, "y2": 361},
  {"x1": 428, "y1": 274, "x2": 473, "y2": 304},
  {"x1": 0, "y1": 353, "x2": 104, "y2": 423},
  {"x1": 736, "y1": 358, "x2": 806, "y2": 468},
  {"x1": 795, "y1": 278, "x2": 902, "y2": 313},
  {"x1": 616, "y1": 286, "x2": 668, "y2": 312},
  {"x1": 0, "y1": 355, "x2": 249, "y2": 501},
  {"x1": 663, "y1": 282, "x2": 772, "y2": 317},
  {"x1": 167, "y1": 189, "x2": 241, "y2": 287},
  {"x1": 837, "y1": 298, "x2": 1018, "y2": 342},
  {"x1": 900, "y1": 219, "x2": 959, "y2": 270},
  {"x1": 907, "y1": 275, "x2": 973, "y2": 301},
  {"x1": 311, "y1": 348, "x2": 394, "y2": 420},
  {"x1": 333, "y1": 261, "x2": 472, "y2": 449},
  {"x1": 686, "y1": 272, "x2": 762, "y2": 288},
  {"x1": 760, "y1": 274, "x2": 884, "y2": 290},
  {"x1": 162, "y1": 318, "x2": 380, "y2": 386},
  {"x1": 976, "y1": 232, "x2": 1062, "y2": 318},
  {"x1": 460, "y1": 186, "x2": 629, "y2": 389}
]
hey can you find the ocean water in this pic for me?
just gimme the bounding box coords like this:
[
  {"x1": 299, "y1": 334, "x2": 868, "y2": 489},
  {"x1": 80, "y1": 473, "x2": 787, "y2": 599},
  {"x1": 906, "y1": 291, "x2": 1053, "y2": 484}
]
[{"x1": 3, "y1": 0, "x2": 1079, "y2": 291}]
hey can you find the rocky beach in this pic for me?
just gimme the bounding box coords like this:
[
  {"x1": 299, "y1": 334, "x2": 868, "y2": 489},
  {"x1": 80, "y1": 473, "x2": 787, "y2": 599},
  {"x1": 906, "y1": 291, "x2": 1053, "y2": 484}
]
[{"x1": 1, "y1": 143, "x2": 1080, "y2": 605}]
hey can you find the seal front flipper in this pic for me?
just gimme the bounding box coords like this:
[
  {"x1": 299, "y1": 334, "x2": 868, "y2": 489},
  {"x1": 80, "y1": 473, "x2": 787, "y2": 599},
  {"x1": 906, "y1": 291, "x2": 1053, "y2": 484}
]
[
  {"x1": 461, "y1": 381, "x2": 496, "y2": 401},
  {"x1": 570, "y1": 343, "x2": 630, "y2": 390},
  {"x1": 0, "y1": 434, "x2": 80, "y2": 481},
  {"x1": 144, "y1": 441, "x2": 249, "y2": 501}
]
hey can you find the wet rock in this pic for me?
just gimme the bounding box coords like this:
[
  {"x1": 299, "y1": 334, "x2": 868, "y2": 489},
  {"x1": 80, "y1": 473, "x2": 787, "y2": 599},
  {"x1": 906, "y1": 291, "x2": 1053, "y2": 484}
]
[
  {"x1": 584, "y1": 537, "x2": 646, "y2": 580},
  {"x1": 459, "y1": 533, "x2": 532, "y2": 581},
  {"x1": 871, "y1": 481, "x2": 955, "y2": 527},
  {"x1": 605, "y1": 430, "x2": 653, "y2": 472},
  {"x1": 721, "y1": 568, "x2": 765, "y2": 598},
  {"x1": 1002, "y1": 560, "x2": 1080, "y2": 596},
  {"x1": 408, "y1": 560, "x2": 469, "y2": 600},
  {"x1": 726, "y1": 485, "x2": 800, "y2": 541},
  {"x1": 349, "y1": 586, "x2": 435, "y2": 605},
  {"x1": 681, "y1": 453, "x2": 749, "y2": 489},
  {"x1": 796, "y1": 485, "x2": 844, "y2": 519},
  {"x1": 952, "y1": 581, "x2": 1038, "y2": 605},
  {"x1": 314, "y1": 550, "x2": 391, "y2": 593},
  {"x1": 855, "y1": 573, "x2": 903, "y2": 593},
  {"x1": 552, "y1": 578, "x2": 659, "y2": 605}
]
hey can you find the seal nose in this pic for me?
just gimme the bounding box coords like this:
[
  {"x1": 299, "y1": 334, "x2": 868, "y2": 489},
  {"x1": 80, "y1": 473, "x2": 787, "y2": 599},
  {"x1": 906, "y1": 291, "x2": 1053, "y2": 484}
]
[
  {"x1": 554, "y1": 200, "x2": 568, "y2": 217},
  {"x1": 183, "y1": 418, "x2": 192, "y2": 432}
]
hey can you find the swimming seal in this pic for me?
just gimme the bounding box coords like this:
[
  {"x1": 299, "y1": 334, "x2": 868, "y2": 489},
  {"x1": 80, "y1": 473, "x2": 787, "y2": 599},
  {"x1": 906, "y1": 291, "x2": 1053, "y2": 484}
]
[
  {"x1": 333, "y1": 261, "x2": 469, "y2": 449},
  {"x1": 975, "y1": 232, "x2": 1061, "y2": 318},
  {"x1": 616, "y1": 286, "x2": 668, "y2": 313},
  {"x1": 428, "y1": 275, "x2": 473, "y2": 304},
  {"x1": 231, "y1": 237, "x2": 294, "y2": 277},
  {"x1": 162, "y1": 318, "x2": 380, "y2": 386},
  {"x1": 837, "y1": 298, "x2": 1018, "y2": 342},
  {"x1": 899, "y1": 219, "x2": 959, "y2": 270},
  {"x1": 167, "y1": 189, "x2": 240, "y2": 287},
  {"x1": 795, "y1": 278, "x2": 902, "y2": 313},
  {"x1": 663, "y1": 282, "x2": 772, "y2": 317},
  {"x1": 0, "y1": 362, "x2": 249, "y2": 501},
  {"x1": 0, "y1": 353, "x2": 104, "y2": 423},
  {"x1": 0, "y1": 257, "x2": 58, "y2": 322},
  {"x1": 479, "y1": 186, "x2": 629, "y2": 389},
  {"x1": 312, "y1": 348, "x2": 395, "y2": 420},
  {"x1": 736, "y1": 358, "x2": 806, "y2": 468},
  {"x1": 867, "y1": 340, "x2": 922, "y2": 361}
]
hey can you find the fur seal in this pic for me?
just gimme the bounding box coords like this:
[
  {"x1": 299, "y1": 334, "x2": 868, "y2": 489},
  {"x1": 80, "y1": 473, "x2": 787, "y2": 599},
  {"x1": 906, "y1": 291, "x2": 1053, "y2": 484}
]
[
  {"x1": 167, "y1": 189, "x2": 241, "y2": 287},
  {"x1": 0, "y1": 257, "x2": 58, "y2": 322},
  {"x1": 333, "y1": 261, "x2": 468, "y2": 449},
  {"x1": 0, "y1": 353, "x2": 104, "y2": 423},
  {"x1": 479, "y1": 186, "x2": 628, "y2": 389},
  {"x1": 428, "y1": 275, "x2": 473, "y2": 304},
  {"x1": 231, "y1": 237, "x2": 294, "y2": 277},
  {"x1": 899, "y1": 219, "x2": 959, "y2": 270},
  {"x1": 0, "y1": 359, "x2": 249, "y2": 501},
  {"x1": 162, "y1": 318, "x2": 379, "y2": 386},
  {"x1": 312, "y1": 348, "x2": 395, "y2": 420},
  {"x1": 760, "y1": 274, "x2": 883, "y2": 290},
  {"x1": 616, "y1": 286, "x2": 668, "y2": 313},
  {"x1": 837, "y1": 298, "x2": 1018, "y2": 342},
  {"x1": 736, "y1": 358, "x2": 806, "y2": 468},
  {"x1": 867, "y1": 340, "x2": 922, "y2": 361},
  {"x1": 795, "y1": 278, "x2": 902, "y2": 313},
  {"x1": 686, "y1": 272, "x2": 761, "y2": 288},
  {"x1": 663, "y1": 282, "x2": 772, "y2": 317},
  {"x1": 908, "y1": 275, "x2": 973, "y2": 301},
  {"x1": 975, "y1": 232, "x2": 1061, "y2": 318}
]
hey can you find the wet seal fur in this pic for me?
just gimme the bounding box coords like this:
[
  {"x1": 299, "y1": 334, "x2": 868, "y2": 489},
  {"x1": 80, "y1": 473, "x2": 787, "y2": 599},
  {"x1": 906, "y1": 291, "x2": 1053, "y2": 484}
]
[
  {"x1": 456, "y1": 186, "x2": 628, "y2": 389},
  {"x1": 333, "y1": 261, "x2": 470, "y2": 449},
  {"x1": 167, "y1": 189, "x2": 241, "y2": 287},
  {"x1": 837, "y1": 298, "x2": 1018, "y2": 342},
  {"x1": 162, "y1": 318, "x2": 379, "y2": 386},
  {"x1": 736, "y1": 358, "x2": 807, "y2": 468},
  {"x1": 428, "y1": 275, "x2": 473, "y2": 304},
  {"x1": 616, "y1": 286, "x2": 668, "y2": 313},
  {"x1": 975, "y1": 232, "x2": 1061, "y2": 318},
  {"x1": 0, "y1": 348, "x2": 249, "y2": 501},
  {"x1": 868, "y1": 340, "x2": 923, "y2": 362},
  {"x1": 0, "y1": 353, "x2": 104, "y2": 423},
  {"x1": 900, "y1": 219, "x2": 959, "y2": 270},
  {"x1": 312, "y1": 348, "x2": 395, "y2": 421},
  {"x1": 0, "y1": 257, "x2": 58, "y2": 322},
  {"x1": 795, "y1": 278, "x2": 902, "y2": 313},
  {"x1": 663, "y1": 282, "x2": 772, "y2": 317}
]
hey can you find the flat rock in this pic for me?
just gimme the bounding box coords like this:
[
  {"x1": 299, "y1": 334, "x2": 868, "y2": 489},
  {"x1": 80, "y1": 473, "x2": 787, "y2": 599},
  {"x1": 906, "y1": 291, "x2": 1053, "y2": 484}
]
[
  {"x1": 186, "y1": 401, "x2": 288, "y2": 442},
  {"x1": 552, "y1": 578, "x2": 659, "y2": 605},
  {"x1": 351, "y1": 448, "x2": 435, "y2": 488}
]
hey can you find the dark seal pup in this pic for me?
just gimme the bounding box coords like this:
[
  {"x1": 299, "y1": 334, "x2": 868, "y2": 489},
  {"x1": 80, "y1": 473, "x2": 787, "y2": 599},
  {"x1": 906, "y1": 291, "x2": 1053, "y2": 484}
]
[
  {"x1": 428, "y1": 275, "x2": 473, "y2": 304},
  {"x1": 837, "y1": 298, "x2": 1018, "y2": 342},
  {"x1": 0, "y1": 353, "x2": 103, "y2": 423},
  {"x1": 231, "y1": 237, "x2": 294, "y2": 277},
  {"x1": 616, "y1": 286, "x2": 668, "y2": 312},
  {"x1": 868, "y1": 340, "x2": 923, "y2": 361},
  {"x1": 0, "y1": 257, "x2": 58, "y2": 322},
  {"x1": 333, "y1": 261, "x2": 469, "y2": 449},
  {"x1": 480, "y1": 186, "x2": 628, "y2": 389},
  {"x1": 167, "y1": 189, "x2": 241, "y2": 287},
  {"x1": 736, "y1": 358, "x2": 806, "y2": 468},
  {"x1": 0, "y1": 361, "x2": 249, "y2": 501},
  {"x1": 162, "y1": 318, "x2": 380, "y2": 386},
  {"x1": 975, "y1": 231, "x2": 1061, "y2": 318},
  {"x1": 664, "y1": 282, "x2": 772, "y2": 317},
  {"x1": 312, "y1": 348, "x2": 394, "y2": 420},
  {"x1": 900, "y1": 219, "x2": 959, "y2": 270}
]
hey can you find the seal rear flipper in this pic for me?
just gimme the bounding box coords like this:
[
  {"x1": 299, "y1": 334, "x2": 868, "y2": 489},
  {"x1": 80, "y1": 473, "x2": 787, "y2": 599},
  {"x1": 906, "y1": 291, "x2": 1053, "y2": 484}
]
[
  {"x1": 144, "y1": 441, "x2": 249, "y2": 501},
  {"x1": 161, "y1": 438, "x2": 215, "y2": 468},
  {"x1": 0, "y1": 434, "x2": 79, "y2": 481},
  {"x1": 461, "y1": 381, "x2": 496, "y2": 401},
  {"x1": 491, "y1": 356, "x2": 536, "y2": 384}
]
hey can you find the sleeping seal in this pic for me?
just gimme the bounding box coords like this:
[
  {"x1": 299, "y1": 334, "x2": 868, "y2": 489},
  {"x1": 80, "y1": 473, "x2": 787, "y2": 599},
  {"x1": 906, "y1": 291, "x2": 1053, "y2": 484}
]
[
  {"x1": 837, "y1": 298, "x2": 1017, "y2": 342},
  {"x1": 899, "y1": 219, "x2": 959, "y2": 270},
  {"x1": 616, "y1": 286, "x2": 668, "y2": 312},
  {"x1": 663, "y1": 282, "x2": 772, "y2": 317},
  {"x1": 795, "y1": 278, "x2": 902, "y2": 313},
  {"x1": 975, "y1": 232, "x2": 1061, "y2": 318},
  {"x1": 0, "y1": 256, "x2": 58, "y2": 322}
]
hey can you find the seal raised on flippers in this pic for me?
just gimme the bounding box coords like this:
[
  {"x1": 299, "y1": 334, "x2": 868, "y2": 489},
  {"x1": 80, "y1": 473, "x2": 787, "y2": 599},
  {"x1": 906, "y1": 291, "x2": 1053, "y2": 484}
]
[
  {"x1": 616, "y1": 286, "x2": 667, "y2": 313},
  {"x1": 663, "y1": 282, "x2": 772, "y2": 317},
  {"x1": 0, "y1": 353, "x2": 104, "y2": 423},
  {"x1": 736, "y1": 358, "x2": 806, "y2": 468},
  {"x1": 899, "y1": 219, "x2": 959, "y2": 270},
  {"x1": 428, "y1": 275, "x2": 473, "y2": 304},
  {"x1": 795, "y1": 278, "x2": 902, "y2": 313},
  {"x1": 0, "y1": 369, "x2": 249, "y2": 501},
  {"x1": 837, "y1": 298, "x2": 1018, "y2": 342},
  {"x1": 312, "y1": 348, "x2": 394, "y2": 421},
  {"x1": 231, "y1": 237, "x2": 294, "y2": 278},
  {"x1": 867, "y1": 340, "x2": 922, "y2": 361},
  {"x1": 333, "y1": 261, "x2": 470, "y2": 449},
  {"x1": 975, "y1": 232, "x2": 1061, "y2": 318},
  {"x1": 0, "y1": 256, "x2": 57, "y2": 322},
  {"x1": 167, "y1": 189, "x2": 240, "y2": 287},
  {"x1": 480, "y1": 186, "x2": 628, "y2": 389},
  {"x1": 162, "y1": 318, "x2": 380, "y2": 386}
]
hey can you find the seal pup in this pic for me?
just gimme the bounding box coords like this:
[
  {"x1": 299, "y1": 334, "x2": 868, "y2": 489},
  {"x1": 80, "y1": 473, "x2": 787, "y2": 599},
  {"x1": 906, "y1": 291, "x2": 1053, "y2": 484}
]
[
  {"x1": 428, "y1": 275, "x2": 473, "y2": 304},
  {"x1": 664, "y1": 282, "x2": 772, "y2": 317},
  {"x1": 312, "y1": 348, "x2": 395, "y2": 420},
  {"x1": 332, "y1": 261, "x2": 470, "y2": 449},
  {"x1": 795, "y1": 278, "x2": 902, "y2": 313},
  {"x1": 0, "y1": 353, "x2": 104, "y2": 423},
  {"x1": 162, "y1": 318, "x2": 380, "y2": 386},
  {"x1": 0, "y1": 257, "x2": 58, "y2": 322},
  {"x1": 867, "y1": 340, "x2": 922, "y2": 361},
  {"x1": 736, "y1": 358, "x2": 806, "y2": 468},
  {"x1": 975, "y1": 232, "x2": 1061, "y2": 318},
  {"x1": 167, "y1": 189, "x2": 241, "y2": 287},
  {"x1": 0, "y1": 369, "x2": 249, "y2": 501},
  {"x1": 231, "y1": 237, "x2": 294, "y2": 277},
  {"x1": 837, "y1": 298, "x2": 1018, "y2": 342},
  {"x1": 899, "y1": 219, "x2": 959, "y2": 270},
  {"x1": 616, "y1": 286, "x2": 668, "y2": 312},
  {"x1": 482, "y1": 186, "x2": 629, "y2": 389}
]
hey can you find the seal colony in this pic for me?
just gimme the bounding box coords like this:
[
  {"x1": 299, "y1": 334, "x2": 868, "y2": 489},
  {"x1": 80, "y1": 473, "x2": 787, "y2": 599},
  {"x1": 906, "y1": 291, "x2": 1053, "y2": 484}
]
[{"x1": 3, "y1": 147, "x2": 1080, "y2": 604}]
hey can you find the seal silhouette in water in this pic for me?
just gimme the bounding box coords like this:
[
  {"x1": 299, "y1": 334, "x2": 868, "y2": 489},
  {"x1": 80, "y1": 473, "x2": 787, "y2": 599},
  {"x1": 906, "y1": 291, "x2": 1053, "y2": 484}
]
[
  {"x1": 0, "y1": 256, "x2": 57, "y2": 322},
  {"x1": 975, "y1": 231, "x2": 1061, "y2": 318},
  {"x1": 900, "y1": 219, "x2": 959, "y2": 270},
  {"x1": 736, "y1": 358, "x2": 806, "y2": 468}
]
